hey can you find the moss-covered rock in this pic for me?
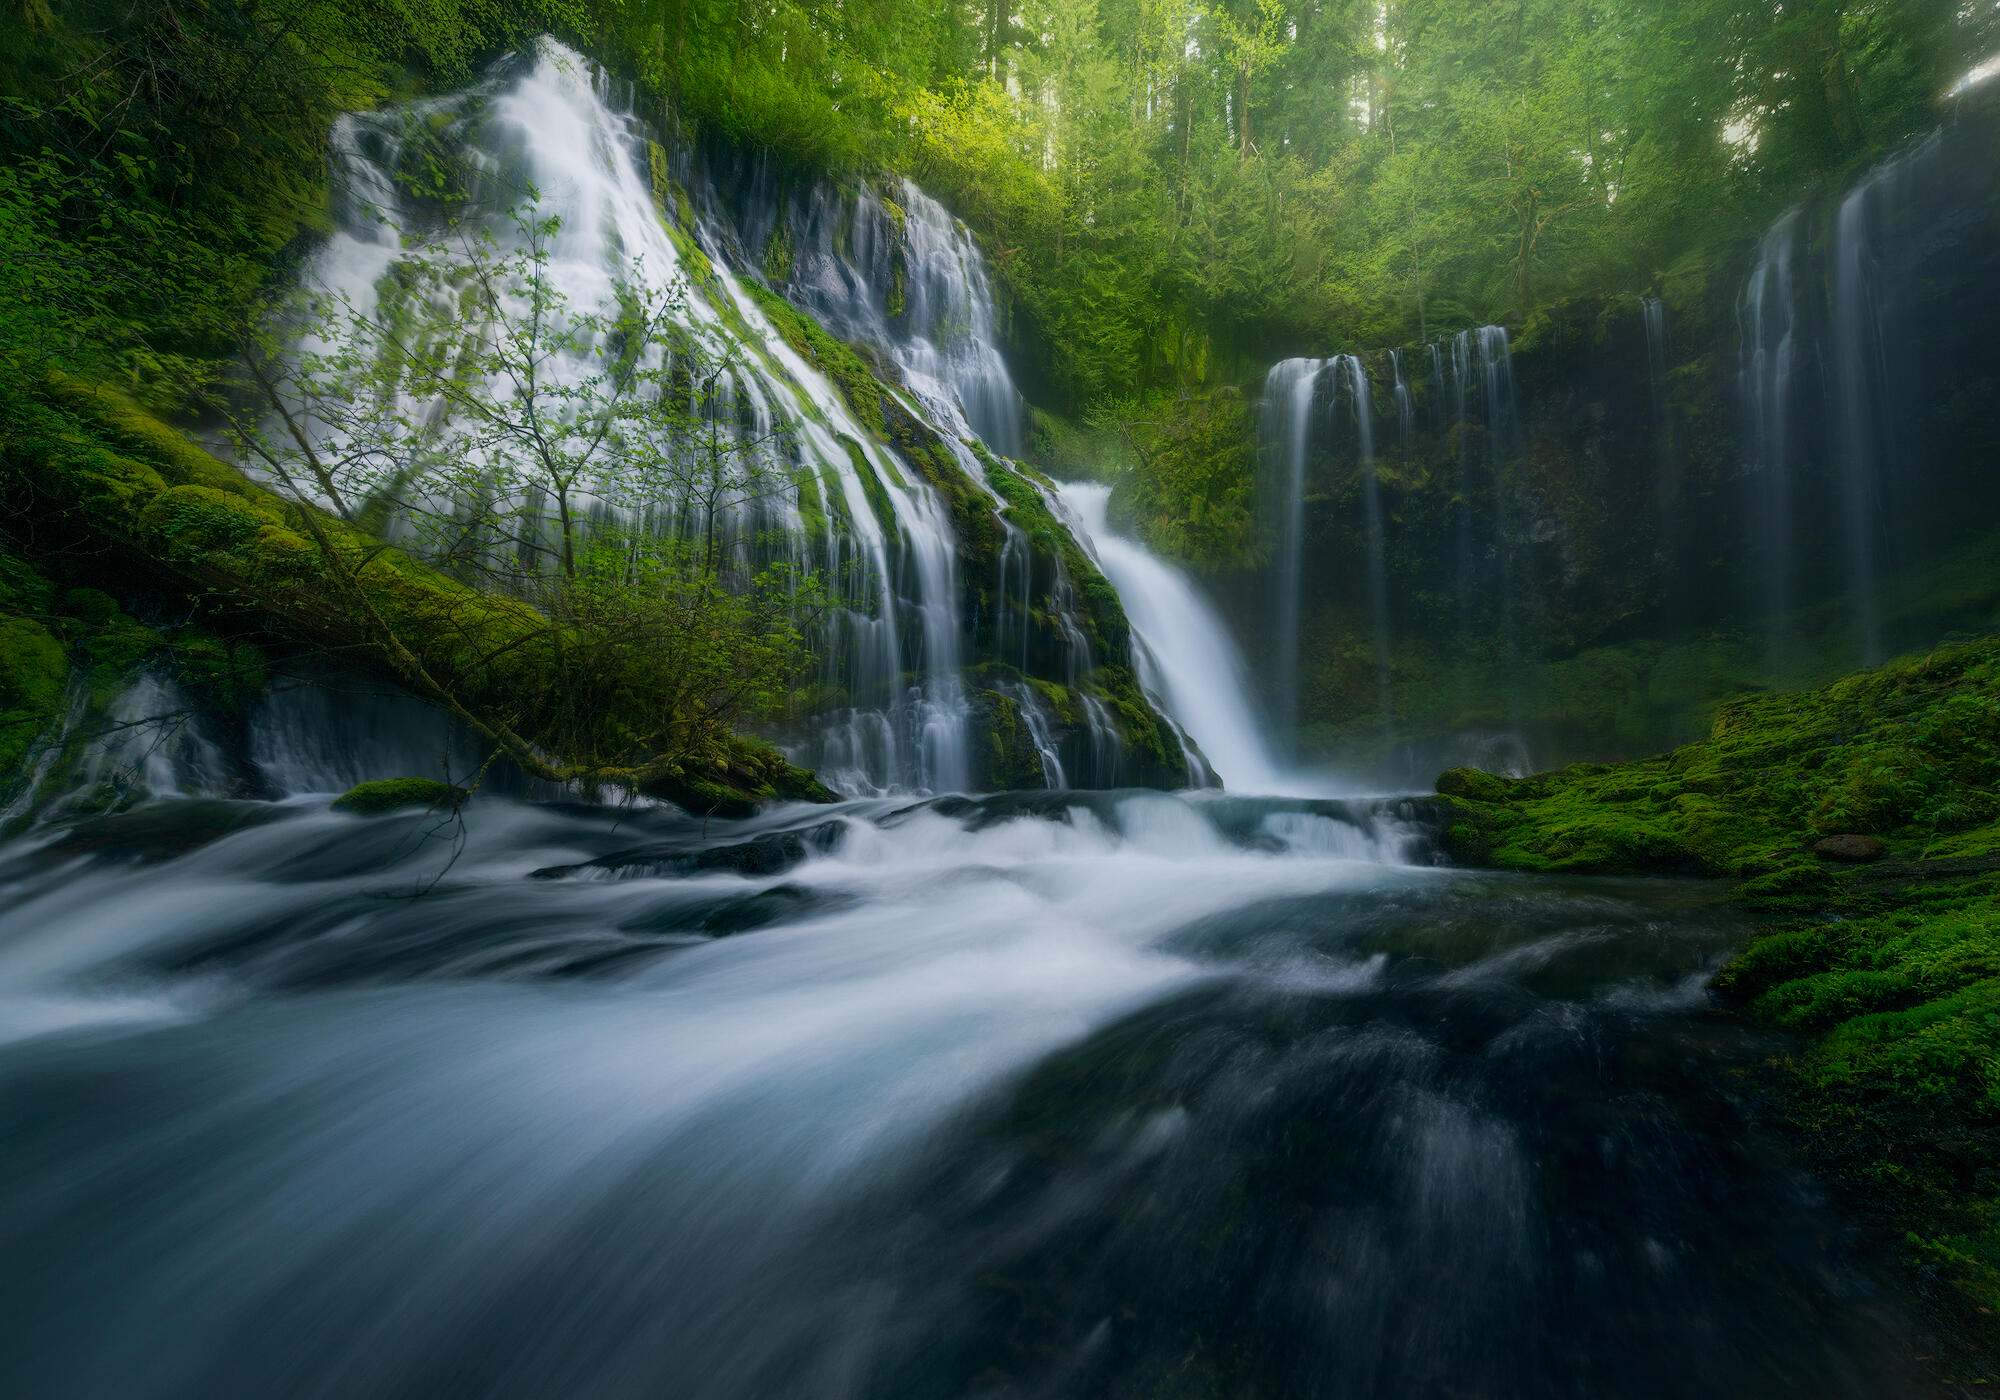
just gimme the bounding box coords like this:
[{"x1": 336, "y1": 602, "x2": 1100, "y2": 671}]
[
  {"x1": 332, "y1": 777, "x2": 467, "y2": 814},
  {"x1": 973, "y1": 688, "x2": 1051, "y2": 791},
  {"x1": 0, "y1": 613, "x2": 68, "y2": 788},
  {"x1": 1430, "y1": 635, "x2": 2000, "y2": 1331},
  {"x1": 740, "y1": 280, "x2": 888, "y2": 434}
]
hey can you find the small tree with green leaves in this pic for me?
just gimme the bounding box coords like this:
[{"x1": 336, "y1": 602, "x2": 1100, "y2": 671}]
[{"x1": 229, "y1": 196, "x2": 818, "y2": 796}]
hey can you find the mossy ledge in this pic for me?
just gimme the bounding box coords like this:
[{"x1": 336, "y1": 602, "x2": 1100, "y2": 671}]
[
  {"x1": 1428, "y1": 637, "x2": 2000, "y2": 1341},
  {"x1": 332, "y1": 777, "x2": 468, "y2": 815},
  {"x1": 0, "y1": 376, "x2": 834, "y2": 817}
]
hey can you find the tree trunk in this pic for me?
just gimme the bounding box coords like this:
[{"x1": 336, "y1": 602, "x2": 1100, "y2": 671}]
[
  {"x1": 1236, "y1": 67, "x2": 1251, "y2": 157},
  {"x1": 988, "y1": 0, "x2": 1012, "y2": 81}
]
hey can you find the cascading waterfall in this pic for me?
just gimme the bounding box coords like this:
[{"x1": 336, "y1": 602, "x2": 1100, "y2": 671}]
[
  {"x1": 1464, "y1": 327, "x2": 1521, "y2": 682},
  {"x1": 1730, "y1": 121, "x2": 1992, "y2": 672},
  {"x1": 1335, "y1": 354, "x2": 1393, "y2": 721},
  {"x1": 1260, "y1": 358, "x2": 1325, "y2": 740},
  {"x1": 1390, "y1": 348, "x2": 1415, "y2": 442},
  {"x1": 1060, "y1": 484, "x2": 1297, "y2": 793},
  {"x1": 1642, "y1": 297, "x2": 1668, "y2": 424},
  {"x1": 293, "y1": 41, "x2": 972, "y2": 795},
  {"x1": 1826, "y1": 141, "x2": 1938, "y2": 665},
  {"x1": 741, "y1": 172, "x2": 1025, "y2": 457},
  {"x1": 251, "y1": 38, "x2": 1184, "y2": 801},
  {"x1": 1441, "y1": 330, "x2": 1477, "y2": 631},
  {"x1": 1257, "y1": 328, "x2": 1522, "y2": 759},
  {"x1": 700, "y1": 139, "x2": 1156, "y2": 790},
  {"x1": 1739, "y1": 211, "x2": 1800, "y2": 656}
]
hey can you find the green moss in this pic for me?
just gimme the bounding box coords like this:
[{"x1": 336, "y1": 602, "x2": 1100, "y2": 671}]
[
  {"x1": 975, "y1": 688, "x2": 1048, "y2": 791},
  {"x1": 1438, "y1": 638, "x2": 2000, "y2": 877},
  {"x1": 169, "y1": 631, "x2": 268, "y2": 716},
  {"x1": 0, "y1": 614, "x2": 68, "y2": 786},
  {"x1": 1432, "y1": 637, "x2": 2000, "y2": 1323},
  {"x1": 761, "y1": 219, "x2": 795, "y2": 284},
  {"x1": 331, "y1": 777, "x2": 467, "y2": 814},
  {"x1": 740, "y1": 281, "x2": 886, "y2": 433},
  {"x1": 841, "y1": 437, "x2": 900, "y2": 537}
]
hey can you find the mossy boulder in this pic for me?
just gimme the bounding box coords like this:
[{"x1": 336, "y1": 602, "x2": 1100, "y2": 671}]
[
  {"x1": 1435, "y1": 766, "x2": 1516, "y2": 802},
  {"x1": 0, "y1": 614, "x2": 69, "y2": 786},
  {"x1": 974, "y1": 688, "x2": 1052, "y2": 792},
  {"x1": 331, "y1": 777, "x2": 468, "y2": 815},
  {"x1": 1429, "y1": 635, "x2": 2000, "y2": 1330}
]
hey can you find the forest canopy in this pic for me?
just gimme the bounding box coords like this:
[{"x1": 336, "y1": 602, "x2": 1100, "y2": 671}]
[
  {"x1": 4, "y1": 0, "x2": 1993, "y2": 417},
  {"x1": 611, "y1": 0, "x2": 2000, "y2": 405}
]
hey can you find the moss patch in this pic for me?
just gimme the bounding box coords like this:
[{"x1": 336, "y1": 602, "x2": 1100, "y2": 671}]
[
  {"x1": 0, "y1": 613, "x2": 68, "y2": 786},
  {"x1": 332, "y1": 776, "x2": 467, "y2": 814},
  {"x1": 1431, "y1": 636, "x2": 2000, "y2": 1335}
]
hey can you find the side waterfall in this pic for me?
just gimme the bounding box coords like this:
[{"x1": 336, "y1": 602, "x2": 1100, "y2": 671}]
[
  {"x1": 1059, "y1": 484, "x2": 1299, "y2": 793},
  {"x1": 1258, "y1": 330, "x2": 1517, "y2": 754},
  {"x1": 1336, "y1": 353, "x2": 1393, "y2": 721},
  {"x1": 1733, "y1": 119, "x2": 2000, "y2": 669},
  {"x1": 1261, "y1": 357, "x2": 1324, "y2": 741}
]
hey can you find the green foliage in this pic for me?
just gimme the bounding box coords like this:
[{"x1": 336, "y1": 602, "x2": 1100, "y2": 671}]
[
  {"x1": 0, "y1": 612, "x2": 67, "y2": 785},
  {"x1": 2, "y1": 376, "x2": 830, "y2": 811},
  {"x1": 1086, "y1": 387, "x2": 1258, "y2": 570},
  {"x1": 0, "y1": 0, "x2": 583, "y2": 407},
  {"x1": 596, "y1": 0, "x2": 1992, "y2": 420}
]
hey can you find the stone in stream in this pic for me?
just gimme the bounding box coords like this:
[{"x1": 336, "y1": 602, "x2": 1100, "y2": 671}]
[{"x1": 1814, "y1": 833, "x2": 1887, "y2": 863}]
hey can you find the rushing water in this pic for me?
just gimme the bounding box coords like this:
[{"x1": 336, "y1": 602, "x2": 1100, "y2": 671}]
[
  {"x1": 0, "y1": 787, "x2": 1940, "y2": 1398},
  {"x1": 1059, "y1": 483, "x2": 1297, "y2": 794}
]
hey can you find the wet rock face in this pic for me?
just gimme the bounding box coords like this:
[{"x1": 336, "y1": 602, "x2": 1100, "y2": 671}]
[
  {"x1": 530, "y1": 820, "x2": 850, "y2": 881},
  {"x1": 1814, "y1": 833, "x2": 1888, "y2": 863}
]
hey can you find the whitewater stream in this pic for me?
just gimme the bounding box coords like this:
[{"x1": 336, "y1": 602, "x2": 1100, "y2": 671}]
[
  {"x1": 0, "y1": 33, "x2": 1964, "y2": 1400},
  {"x1": 0, "y1": 783, "x2": 1941, "y2": 1398}
]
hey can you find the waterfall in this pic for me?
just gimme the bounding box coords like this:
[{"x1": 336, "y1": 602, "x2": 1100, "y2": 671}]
[
  {"x1": 1260, "y1": 358, "x2": 1323, "y2": 739},
  {"x1": 1826, "y1": 141, "x2": 1940, "y2": 665},
  {"x1": 1730, "y1": 123, "x2": 1982, "y2": 670},
  {"x1": 1643, "y1": 294, "x2": 1687, "y2": 624},
  {"x1": 751, "y1": 174, "x2": 1025, "y2": 456},
  {"x1": 1254, "y1": 328, "x2": 1520, "y2": 755},
  {"x1": 251, "y1": 38, "x2": 1191, "y2": 800},
  {"x1": 1390, "y1": 349, "x2": 1415, "y2": 443},
  {"x1": 1642, "y1": 297, "x2": 1668, "y2": 424},
  {"x1": 1474, "y1": 326, "x2": 1518, "y2": 464},
  {"x1": 291, "y1": 41, "x2": 974, "y2": 795},
  {"x1": 1059, "y1": 483, "x2": 1300, "y2": 793},
  {"x1": 1421, "y1": 326, "x2": 1516, "y2": 647},
  {"x1": 1832, "y1": 183, "x2": 1884, "y2": 663},
  {"x1": 1335, "y1": 354, "x2": 1392, "y2": 720},
  {"x1": 1426, "y1": 342, "x2": 1447, "y2": 432},
  {"x1": 1739, "y1": 211, "x2": 1800, "y2": 655}
]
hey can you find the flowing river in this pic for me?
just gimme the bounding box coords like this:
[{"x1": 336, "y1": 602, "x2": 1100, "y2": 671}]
[{"x1": 0, "y1": 787, "x2": 1939, "y2": 1397}]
